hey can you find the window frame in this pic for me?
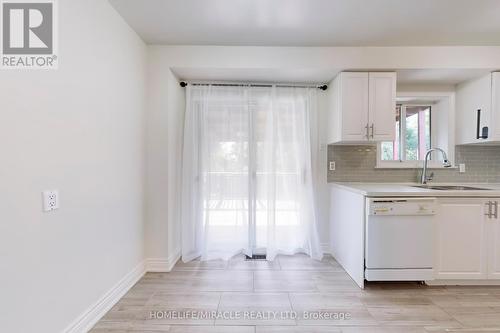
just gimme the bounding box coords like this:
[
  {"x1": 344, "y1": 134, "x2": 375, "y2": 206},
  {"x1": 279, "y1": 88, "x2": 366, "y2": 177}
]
[{"x1": 376, "y1": 91, "x2": 456, "y2": 169}]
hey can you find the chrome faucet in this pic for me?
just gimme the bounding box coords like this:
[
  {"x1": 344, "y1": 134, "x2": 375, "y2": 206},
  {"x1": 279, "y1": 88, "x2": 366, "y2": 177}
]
[{"x1": 421, "y1": 148, "x2": 452, "y2": 184}]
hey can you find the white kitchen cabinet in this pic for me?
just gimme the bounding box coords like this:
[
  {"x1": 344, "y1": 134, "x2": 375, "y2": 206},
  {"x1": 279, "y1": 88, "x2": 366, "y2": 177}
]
[
  {"x1": 492, "y1": 73, "x2": 500, "y2": 142},
  {"x1": 369, "y1": 72, "x2": 397, "y2": 141},
  {"x1": 435, "y1": 199, "x2": 488, "y2": 279},
  {"x1": 327, "y1": 72, "x2": 396, "y2": 144},
  {"x1": 330, "y1": 185, "x2": 365, "y2": 288},
  {"x1": 456, "y1": 72, "x2": 500, "y2": 144},
  {"x1": 435, "y1": 198, "x2": 500, "y2": 280},
  {"x1": 488, "y1": 200, "x2": 500, "y2": 279}
]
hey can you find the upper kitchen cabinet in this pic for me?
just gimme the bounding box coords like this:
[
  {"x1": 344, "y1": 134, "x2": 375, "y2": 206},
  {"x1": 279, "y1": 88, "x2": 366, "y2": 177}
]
[
  {"x1": 369, "y1": 73, "x2": 398, "y2": 141},
  {"x1": 327, "y1": 72, "x2": 396, "y2": 144},
  {"x1": 456, "y1": 72, "x2": 500, "y2": 145}
]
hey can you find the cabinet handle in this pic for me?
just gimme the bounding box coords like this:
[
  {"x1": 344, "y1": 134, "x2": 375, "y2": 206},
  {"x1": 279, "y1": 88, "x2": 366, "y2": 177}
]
[
  {"x1": 494, "y1": 201, "x2": 499, "y2": 219},
  {"x1": 365, "y1": 124, "x2": 369, "y2": 139},
  {"x1": 370, "y1": 124, "x2": 374, "y2": 139},
  {"x1": 486, "y1": 201, "x2": 492, "y2": 218}
]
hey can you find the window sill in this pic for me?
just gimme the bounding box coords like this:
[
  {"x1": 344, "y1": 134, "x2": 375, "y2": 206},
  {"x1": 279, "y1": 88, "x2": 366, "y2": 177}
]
[{"x1": 375, "y1": 162, "x2": 458, "y2": 169}]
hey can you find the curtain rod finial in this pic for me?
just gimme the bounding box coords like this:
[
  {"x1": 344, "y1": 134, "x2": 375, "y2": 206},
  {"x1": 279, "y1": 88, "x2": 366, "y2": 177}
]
[
  {"x1": 319, "y1": 85, "x2": 328, "y2": 91},
  {"x1": 180, "y1": 81, "x2": 187, "y2": 87}
]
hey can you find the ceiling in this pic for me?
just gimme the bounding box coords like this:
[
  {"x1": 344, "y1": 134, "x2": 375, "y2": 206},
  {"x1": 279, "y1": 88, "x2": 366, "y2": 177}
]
[{"x1": 109, "y1": 0, "x2": 500, "y2": 46}]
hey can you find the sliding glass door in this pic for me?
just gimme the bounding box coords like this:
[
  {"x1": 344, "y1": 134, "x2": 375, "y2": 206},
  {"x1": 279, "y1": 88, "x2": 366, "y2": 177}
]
[
  {"x1": 201, "y1": 87, "x2": 251, "y2": 259},
  {"x1": 181, "y1": 85, "x2": 322, "y2": 261}
]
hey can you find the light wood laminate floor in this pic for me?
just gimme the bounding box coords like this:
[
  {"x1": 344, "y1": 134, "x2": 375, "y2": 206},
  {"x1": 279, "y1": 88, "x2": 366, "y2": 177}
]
[{"x1": 91, "y1": 254, "x2": 500, "y2": 332}]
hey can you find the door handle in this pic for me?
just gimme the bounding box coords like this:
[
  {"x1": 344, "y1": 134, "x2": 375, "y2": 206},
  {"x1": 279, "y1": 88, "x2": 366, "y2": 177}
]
[
  {"x1": 370, "y1": 124, "x2": 374, "y2": 139},
  {"x1": 486, "y1": 201, "x2": 492, "y2": 218},
  {"x1": 494, "y1": 201, "x2": 499, "y2": 219}
]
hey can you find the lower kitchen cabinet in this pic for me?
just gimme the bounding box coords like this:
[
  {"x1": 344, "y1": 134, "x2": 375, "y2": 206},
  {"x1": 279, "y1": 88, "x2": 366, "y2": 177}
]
[
  {"x1": 435, "y1": 198, "x2": 500, "y2": 280},
  {"x1": 489, "y1": 202, "x2": 500, "y2": 278}
]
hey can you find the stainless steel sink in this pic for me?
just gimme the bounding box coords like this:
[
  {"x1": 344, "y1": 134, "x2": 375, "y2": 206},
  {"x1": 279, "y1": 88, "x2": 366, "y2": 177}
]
[{"x1": 413, "y1": 185, "x2": 492, "y2": 191}]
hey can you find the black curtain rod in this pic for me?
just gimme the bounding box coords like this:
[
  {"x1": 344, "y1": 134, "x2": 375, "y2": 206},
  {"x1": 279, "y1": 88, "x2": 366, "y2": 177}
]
[{"x1": 179, "y1": 81, "x2": 328, "y2": 91}]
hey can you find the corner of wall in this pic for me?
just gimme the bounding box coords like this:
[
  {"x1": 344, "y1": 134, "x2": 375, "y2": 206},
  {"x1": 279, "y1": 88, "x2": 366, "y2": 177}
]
[
  {"x1": 63, "y1": 261, "x2": 146, "y2": 333},
  {"x1": 146, "y1": 249, "x2": 181, "y2": 272}
]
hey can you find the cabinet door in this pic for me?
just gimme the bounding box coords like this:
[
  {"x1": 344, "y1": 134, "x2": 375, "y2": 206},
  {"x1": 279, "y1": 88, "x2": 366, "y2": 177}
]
[
  {"x1": 491, "y1": 72, "x2": 500, "y2": 141},
  {"x1": 488, "y1": 200, "x2": 500, "y2": 279},
  {"x1": 368, "y1": 72, "x2": 396, "y2": 141},
  {"x1": 435, "y1": 199, "x2": 489, "y2": 279},
  {"x1": 455, "y1": 74, "x2": 492, "y2": 144},
  {"x1": 340, "y1": 72, "x2": 369, "y2": 141}
]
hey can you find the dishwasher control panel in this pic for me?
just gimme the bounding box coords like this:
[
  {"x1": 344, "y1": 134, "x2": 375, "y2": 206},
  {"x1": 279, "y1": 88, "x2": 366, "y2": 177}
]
[{"x1": 368, "y1": 198, "x2": 437, "y2": 216}]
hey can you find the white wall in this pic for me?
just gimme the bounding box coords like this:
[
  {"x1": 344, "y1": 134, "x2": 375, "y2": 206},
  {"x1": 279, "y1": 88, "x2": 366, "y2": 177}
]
[
  {"x1": 145, "y1": 57, "x2": 184, "y2": 262},
  {"x1": 146, "y1": 45, "x2": 500, "y2": 262},
  {"x1": 165, "y1": 73, "x2": 185, "y2": 259},
  {"x1": 0, "y1": 1, "x2": 146, "y2": 332},
  {"x1": 433, "y1": 98, "x2": 452, "y2": 151}
]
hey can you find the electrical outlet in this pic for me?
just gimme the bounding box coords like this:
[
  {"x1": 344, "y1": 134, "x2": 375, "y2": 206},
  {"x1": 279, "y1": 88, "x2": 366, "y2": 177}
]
[
  {"x1": 329, "y1": 161, "x2": 336, "y2": 171},
  {"x1": 459, "y1": 164, "x2": 466, "y2": 173},
  {"x1": 42, "y1": 190, "x2": 59, "y2": 212}
]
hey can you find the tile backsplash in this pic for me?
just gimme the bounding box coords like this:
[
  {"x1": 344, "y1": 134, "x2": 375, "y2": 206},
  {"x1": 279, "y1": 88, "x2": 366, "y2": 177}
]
[{"x1": 327, "y1": 145, "x2": 500, "y2": 183}]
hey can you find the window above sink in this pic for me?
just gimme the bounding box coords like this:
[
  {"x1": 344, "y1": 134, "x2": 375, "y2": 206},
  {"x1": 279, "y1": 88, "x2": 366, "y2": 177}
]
[
  {"x1": 376, "y1": 91, "x2": 456, "y2": 169},
  {"x1": 381, "y1": 104, "x2": 432, "y2": 162}
]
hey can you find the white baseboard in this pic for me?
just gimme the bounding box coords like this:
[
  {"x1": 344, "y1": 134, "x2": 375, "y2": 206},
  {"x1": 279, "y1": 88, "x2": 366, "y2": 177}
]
[
  {"x1": 321, "y1": 242, "x2": 331, "y2": 255},
  {"x1": 63, "y1": 260, "x2": 146, "y2": 333},
  {"x1": 426, "y1": 279, "x2": 500, "y2": 286},
  {"x1": 145, "y1": 251, "x2": 181, "y2": 272},
  {"x1": 62, "y1": 251, "x2": 181, "y2": 333}
]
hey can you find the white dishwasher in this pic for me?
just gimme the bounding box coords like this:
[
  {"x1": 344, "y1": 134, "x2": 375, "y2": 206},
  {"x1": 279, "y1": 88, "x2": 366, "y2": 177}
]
[{"x1": 365, "y1": 197, "x2": 437, "y2": 281}]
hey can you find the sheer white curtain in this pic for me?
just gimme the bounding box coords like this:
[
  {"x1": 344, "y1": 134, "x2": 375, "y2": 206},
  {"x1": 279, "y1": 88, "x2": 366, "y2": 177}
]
[
  {"x1": 181, "y1": 85, "x2": 251, "y2": 261},
  {"x1": 181, "y1": 84, "x2": 322, "y2": 262}
]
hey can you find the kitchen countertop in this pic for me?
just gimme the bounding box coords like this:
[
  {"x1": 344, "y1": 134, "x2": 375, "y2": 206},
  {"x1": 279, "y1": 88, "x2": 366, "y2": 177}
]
[{"x1": 331, "y1": 182, "x2": 500, "y2": 197}]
